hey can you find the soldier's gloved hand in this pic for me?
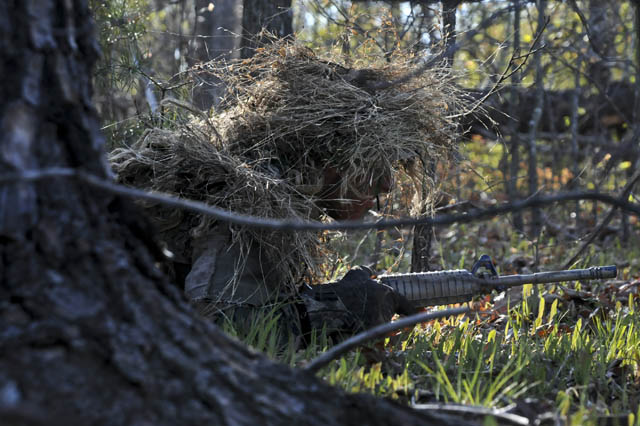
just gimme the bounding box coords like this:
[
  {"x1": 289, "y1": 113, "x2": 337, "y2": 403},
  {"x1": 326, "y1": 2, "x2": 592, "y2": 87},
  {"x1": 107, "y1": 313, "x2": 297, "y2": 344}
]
[{"x1": 300, "y1": 266, "x2": 418, "y2": 337}]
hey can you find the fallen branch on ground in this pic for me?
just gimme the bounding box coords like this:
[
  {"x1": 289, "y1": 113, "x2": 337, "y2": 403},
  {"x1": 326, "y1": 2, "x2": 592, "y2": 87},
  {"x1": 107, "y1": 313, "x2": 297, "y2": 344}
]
[{"x1": 304, "y1": 306, "x2": 471, "y2": 374}]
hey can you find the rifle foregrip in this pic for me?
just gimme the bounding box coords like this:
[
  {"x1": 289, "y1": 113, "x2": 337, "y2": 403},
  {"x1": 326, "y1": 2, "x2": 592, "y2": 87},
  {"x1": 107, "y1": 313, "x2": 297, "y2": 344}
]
[{"x1": 379, "y1": 270, "x2": 480, "y2": 307}]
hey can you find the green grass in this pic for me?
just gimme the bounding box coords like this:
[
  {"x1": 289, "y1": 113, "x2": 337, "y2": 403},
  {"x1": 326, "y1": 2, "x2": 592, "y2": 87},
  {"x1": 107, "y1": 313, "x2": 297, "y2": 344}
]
[{"x1": 219, "y1": 232, "x2": 640, "y2": 425}]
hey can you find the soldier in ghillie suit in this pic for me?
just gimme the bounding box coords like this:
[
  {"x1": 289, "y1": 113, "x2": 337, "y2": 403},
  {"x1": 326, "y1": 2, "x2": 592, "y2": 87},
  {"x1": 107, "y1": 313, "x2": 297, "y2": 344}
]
[{"x1": 110, "y1": 40, "x2": 462, "y2": 340}]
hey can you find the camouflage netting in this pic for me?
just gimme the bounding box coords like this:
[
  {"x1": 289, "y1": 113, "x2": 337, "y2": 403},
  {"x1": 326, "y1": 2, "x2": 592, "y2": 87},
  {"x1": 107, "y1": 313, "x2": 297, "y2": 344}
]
[{"x1": 109, "y1": 39, "x2": 464, "y2": 293}]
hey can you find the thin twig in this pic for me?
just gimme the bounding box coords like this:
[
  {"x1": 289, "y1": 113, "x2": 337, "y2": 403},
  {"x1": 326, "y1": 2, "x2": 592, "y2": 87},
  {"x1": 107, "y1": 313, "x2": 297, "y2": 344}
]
[
  {"x1": 3, "y1": 168, "x2": 640, "y2": 232},
  {"x1": 563, "y1": 168, "x2": 640, "y2": 268},
  {"x1": 304, "y1": 306, "x2": 470, "y2": 374},
  {"x1": 412, "y1": 403, "x2": 529, "y2": 426},
  {"x1": 447, "y1": 17, "x2": 549, "y2": 120},
  {"x1": 366, "y1": 5, "x2": 517, "y2": 91}
]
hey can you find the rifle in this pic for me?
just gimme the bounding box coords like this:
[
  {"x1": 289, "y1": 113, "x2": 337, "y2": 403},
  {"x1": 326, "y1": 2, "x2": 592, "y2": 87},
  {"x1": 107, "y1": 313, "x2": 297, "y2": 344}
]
[{"x1": 377, "y1": 255, "x2": 617, "y2": 308}]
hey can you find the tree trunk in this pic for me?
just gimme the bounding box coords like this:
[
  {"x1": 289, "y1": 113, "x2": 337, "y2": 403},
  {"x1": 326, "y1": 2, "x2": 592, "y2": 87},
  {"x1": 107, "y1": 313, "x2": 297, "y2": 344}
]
[
  {"x1": 506, "y1": 0, "x2": 524, "y2": 231},
  {"x1": 190, "y1": 0, "x2": 240, "y2": 110},
  {"x1": 525, "y1": 0, "x2": 545, "y2": 238},
  {"x1": 0, "y1": 2, "x2": 465, "y2": 425},
  {"x1": 442, "y1": 0, "x2": 460, "y2": 66},
  {"x1": 411, "y1": 1, "x2": 459, "y2": 273},
  {"x1": 240, "y1": 0, "x2": 293, "y2": 59}
]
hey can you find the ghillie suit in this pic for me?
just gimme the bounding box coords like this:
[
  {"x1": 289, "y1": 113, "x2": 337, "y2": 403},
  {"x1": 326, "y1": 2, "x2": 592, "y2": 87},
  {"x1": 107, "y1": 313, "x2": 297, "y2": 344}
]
[{"x1": 110, "y1": 40, "x2": 463, "y2": 334}]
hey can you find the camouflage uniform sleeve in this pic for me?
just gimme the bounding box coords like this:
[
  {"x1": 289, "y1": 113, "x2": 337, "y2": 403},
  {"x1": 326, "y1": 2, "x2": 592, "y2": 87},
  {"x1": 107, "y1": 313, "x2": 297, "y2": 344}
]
[
  {"x1": 184, "y1": 227, "x2": 284, "y2": 308},
  {"x1": 184, "y1": 233, "x2": 224, "y2": 300}
]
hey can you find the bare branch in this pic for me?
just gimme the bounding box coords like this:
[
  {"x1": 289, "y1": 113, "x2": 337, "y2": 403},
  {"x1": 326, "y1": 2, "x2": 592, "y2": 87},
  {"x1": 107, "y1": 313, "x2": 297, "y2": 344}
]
[
  {"x1": 304, "y1": 306, "x2": 471, "y2": 374},
  {"x1": 3, "y1": 168, "x2": 640, "y2": 232}
]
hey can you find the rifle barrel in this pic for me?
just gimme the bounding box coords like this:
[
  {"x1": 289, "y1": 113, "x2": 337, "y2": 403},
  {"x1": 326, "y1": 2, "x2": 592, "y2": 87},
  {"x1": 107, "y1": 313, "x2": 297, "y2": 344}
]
[{"x1": 485, "y1": 265, "x2": 617, "y2": 287}]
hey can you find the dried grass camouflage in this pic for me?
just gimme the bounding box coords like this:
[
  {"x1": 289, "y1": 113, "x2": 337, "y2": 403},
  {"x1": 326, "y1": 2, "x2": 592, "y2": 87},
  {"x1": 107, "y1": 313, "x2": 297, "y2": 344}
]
[{"x1": 110, "y1": 39, "x2": 464, "y2": 291}]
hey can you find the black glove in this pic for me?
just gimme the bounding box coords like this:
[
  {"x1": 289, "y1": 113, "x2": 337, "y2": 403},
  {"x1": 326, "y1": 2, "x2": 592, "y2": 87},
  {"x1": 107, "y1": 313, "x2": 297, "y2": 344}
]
[{"x1": 300, "y1": 267, "x2": 417, "y2": 338}]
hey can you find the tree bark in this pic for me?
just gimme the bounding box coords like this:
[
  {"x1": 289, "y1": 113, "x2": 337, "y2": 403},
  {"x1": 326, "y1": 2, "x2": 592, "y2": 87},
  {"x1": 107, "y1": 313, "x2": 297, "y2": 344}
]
[{"x1": 0, "y1": 2, "x2": 467, "y2": 425}]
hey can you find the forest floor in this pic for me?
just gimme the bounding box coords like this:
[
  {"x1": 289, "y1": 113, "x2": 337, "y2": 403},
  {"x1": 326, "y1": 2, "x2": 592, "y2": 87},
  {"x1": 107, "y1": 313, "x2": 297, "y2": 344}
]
[{"x1": 222, "y1": 220, "x2": 640, "y2": 425}]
